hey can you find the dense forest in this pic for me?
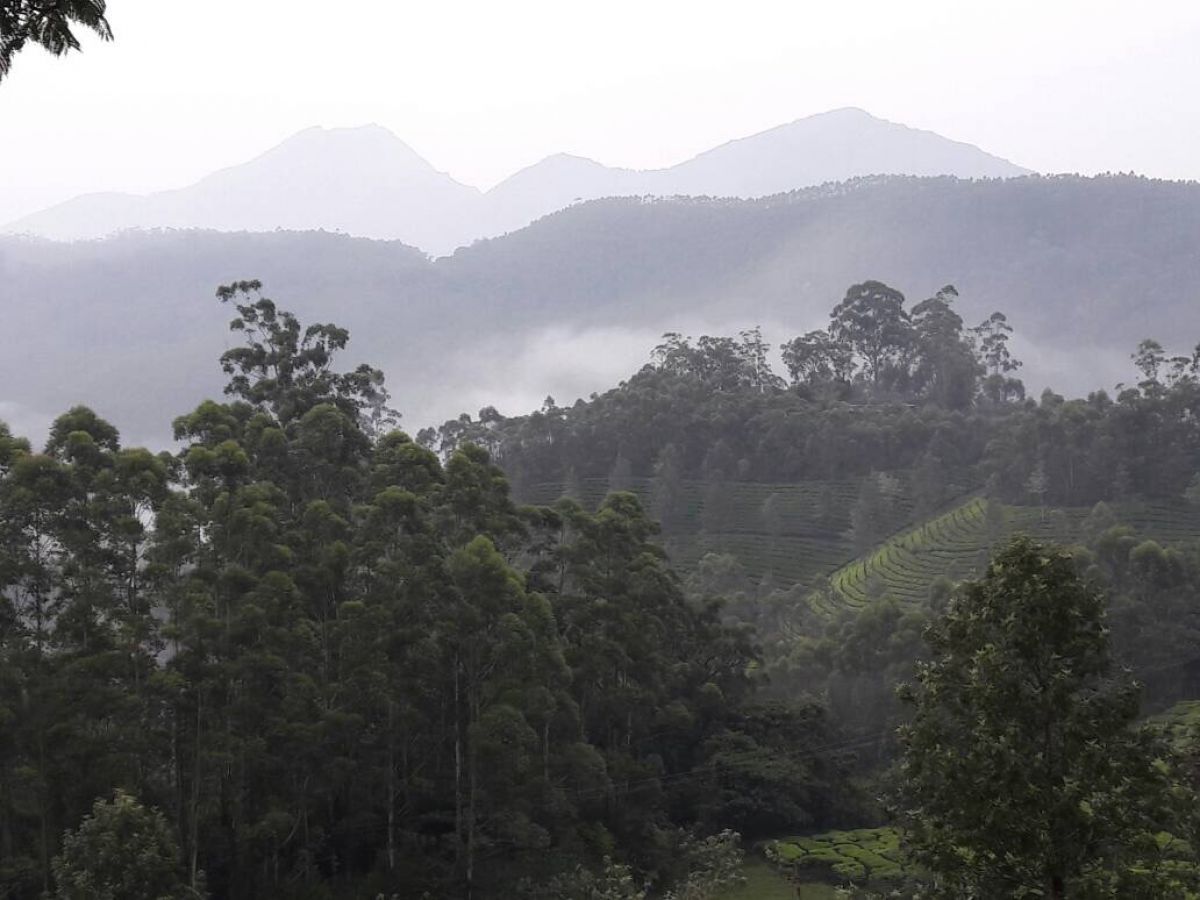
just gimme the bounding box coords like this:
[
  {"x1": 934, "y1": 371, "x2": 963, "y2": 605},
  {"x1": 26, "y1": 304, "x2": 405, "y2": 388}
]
[
  {"x1": 0, "y1": 283, "x2": 855, "y2": 899},
  {"x1": 6, "y1": 275, "x2": 1200, "y2": 897}
]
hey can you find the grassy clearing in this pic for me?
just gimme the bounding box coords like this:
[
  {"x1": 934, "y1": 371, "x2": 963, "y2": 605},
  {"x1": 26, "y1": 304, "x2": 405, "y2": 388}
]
[
  {"x1": 715, "y1": 856, "x2": 842, "y2": 900},
  {"x1": 792, "y1": 885, "x2": 839, "y2": 900},
  {"x1": 717, "y1": 857, "x2": 798, "y2": 899}
]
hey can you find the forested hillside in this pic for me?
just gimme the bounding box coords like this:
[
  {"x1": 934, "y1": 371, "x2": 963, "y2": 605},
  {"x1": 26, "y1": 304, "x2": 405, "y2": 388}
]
[
  {"x1": 7, "y1": 275, "x2": 1200, "y2": 896},
  {"x1": 0, "y1": 285, "x2": 857, "y2": 900},
  {"x1": 426, "y1": 278, "x2": 1200, "y2": 746},
  {"x1": 5, "y1": 174, "x2": 1200, "y2": 445}
]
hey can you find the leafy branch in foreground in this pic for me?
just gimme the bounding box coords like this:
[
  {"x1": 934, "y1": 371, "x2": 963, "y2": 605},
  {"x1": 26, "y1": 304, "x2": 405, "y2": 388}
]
[{"x1": 0, "y1": 0, "x2": 112, "y2": 80}]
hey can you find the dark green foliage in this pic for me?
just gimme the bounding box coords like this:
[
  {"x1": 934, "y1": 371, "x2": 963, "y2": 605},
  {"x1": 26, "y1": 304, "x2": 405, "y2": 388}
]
[
  {"x1": 690, "y1": 702, "x2": 845, "y2": 839},
  {"x1": 895, "y1": 537, "x2": 1200, "y2": 898},
  {"x1": 51, "y1": 793, "x2": 197, "y2": 900},
  {"x1": 652, "y1": 331, "x2": 785, "y2": 396},
  {"x1": 426, "y1": 281, "x2": 1021, "y2": 525}
]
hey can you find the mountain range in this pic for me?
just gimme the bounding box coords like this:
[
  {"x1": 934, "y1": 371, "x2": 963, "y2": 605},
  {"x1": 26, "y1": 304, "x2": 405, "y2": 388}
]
[
  {"x1": 3, "y1": 174, "x2": 1197, "y2": 449},
  {"x1": 3, "y1": 109, "x2": 1029, "y2": 255}
]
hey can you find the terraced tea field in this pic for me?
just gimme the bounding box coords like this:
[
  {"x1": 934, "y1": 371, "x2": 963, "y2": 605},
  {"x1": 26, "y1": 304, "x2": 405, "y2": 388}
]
[
  {"x1": 823, "y1": 497, "x2": 1013, "y2": 613},
  {"x1": 821, "y1": 498, "x2": 1200, "y2": 616},
  {"x1": 767, "y1": 827, "x2": 913, "y2": 890}
]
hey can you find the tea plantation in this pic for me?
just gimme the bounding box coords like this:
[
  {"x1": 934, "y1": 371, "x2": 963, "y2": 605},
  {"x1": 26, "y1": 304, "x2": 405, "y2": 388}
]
[{"x1": 766, "y1": 827, "x2": 914, "y2": 890}]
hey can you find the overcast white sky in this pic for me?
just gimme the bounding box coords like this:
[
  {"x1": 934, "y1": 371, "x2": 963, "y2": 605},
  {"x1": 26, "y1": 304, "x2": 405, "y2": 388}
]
[{"x1": 2, "y1": 0, "x2": 1198, "y2": 223}]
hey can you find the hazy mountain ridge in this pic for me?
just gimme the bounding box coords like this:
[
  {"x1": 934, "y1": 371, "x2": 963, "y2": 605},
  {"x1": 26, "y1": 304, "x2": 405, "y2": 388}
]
[
  {"x1": 3, "y1": 173, "x2": 1195, "y2": 447},
  {"x1": 4, "y1": 109, "x2": 1029, "y2": 254}
]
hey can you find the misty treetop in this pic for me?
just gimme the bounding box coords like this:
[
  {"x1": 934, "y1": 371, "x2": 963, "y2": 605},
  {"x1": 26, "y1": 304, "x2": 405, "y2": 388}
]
[
  {"x1": 650, "y1": 281, "x2": 1012, "y2": 407},
  {"x1": 430, "y1": 276, "x2": 1200, "y2": 527},
  {"x1": 424, "y1": 279, "x2": 1024, "y2": 489}
]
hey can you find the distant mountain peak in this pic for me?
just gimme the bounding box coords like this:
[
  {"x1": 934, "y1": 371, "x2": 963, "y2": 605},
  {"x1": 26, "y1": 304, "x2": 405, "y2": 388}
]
[
  {"x1": 652, "y1": 107, "x2": 1029, "y2": 198},
  {"x1": 541, "y1": 152, "x2": 609, "y2": 167},
  {"x1": 4, "y1": 109, "x2": 1032, "y2": 253},
  {"x1": 283, "y1": 122, "x2": 404, "y2": 141},
  {"x1": 245, "y1": 123, "x2": 437, "y2": 172},
  {"x1": 812, "y1": 105, "x2": 874, "y2": 118}
]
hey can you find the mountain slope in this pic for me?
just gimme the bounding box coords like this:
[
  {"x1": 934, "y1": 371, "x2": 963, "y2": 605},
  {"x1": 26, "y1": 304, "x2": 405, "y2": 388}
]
[
  {"x1": 474, "y1": 108, "x2": 1029, "y2": 241},
  {"x1": 4, "y1": 110, "x2": 1028, "y2": 253},
  {"x1": 477, "y1": 154, "x2": 645, "y2": 239}
]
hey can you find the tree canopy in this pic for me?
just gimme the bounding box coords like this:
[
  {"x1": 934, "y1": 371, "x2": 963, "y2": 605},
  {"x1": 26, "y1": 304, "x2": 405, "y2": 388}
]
[{"x1": 52, "y1": 792, "x2": 197, "y2": 900}]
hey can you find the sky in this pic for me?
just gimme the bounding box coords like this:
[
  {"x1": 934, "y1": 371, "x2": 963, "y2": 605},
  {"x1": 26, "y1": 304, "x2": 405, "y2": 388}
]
[{"x1": 1, "y1": 0, "x2": 1199, "y2": 224}]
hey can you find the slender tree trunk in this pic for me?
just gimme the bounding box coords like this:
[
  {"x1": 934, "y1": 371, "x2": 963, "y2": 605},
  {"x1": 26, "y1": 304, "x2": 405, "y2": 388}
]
[
  {"x1": 38, "y1": 732, "x2": 48, "y2": 896},
  {"x1": 171, "y1": 697, "x2": 183, "y2": 867},
  {"x1": 0, "y1": 773, "x2": 11, "y2": 860},
  {"x1": 387, "y1": 700, "x2": 396, "y2": 872},
  {"x1": 467, "y1": 687, "x2": 478, "y2": 900},
  {"x1": 190, "y1": 692, "x2": 202, "y2": 890},
  {"x1": 302, "y1": 800, "x2": 311, "y2": 883},
  {"x1": 453, "y1": 658, "x2": 463, "y2": 871}
]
